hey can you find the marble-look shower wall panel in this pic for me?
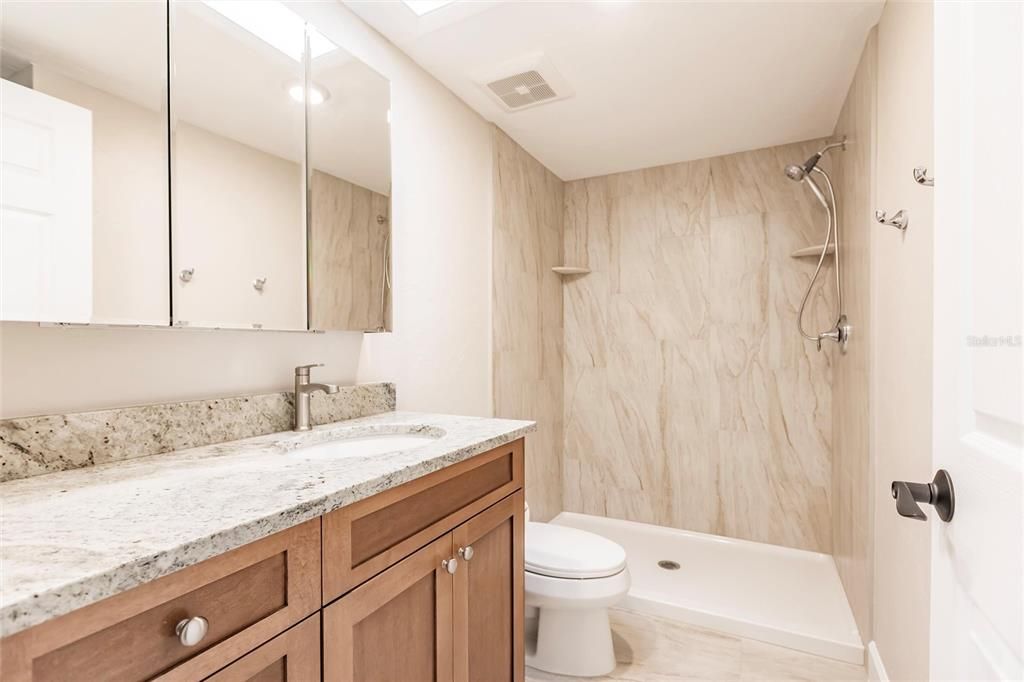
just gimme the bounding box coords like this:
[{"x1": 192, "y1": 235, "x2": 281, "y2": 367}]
[
  {"x1": 563, "y1": 139, "x2": 835, "y2": 552},
  {"x1": 492, "y1": 128, "x2": 564, "y2": 522},
  {"x1": 309, "y1": 170, "x2": 390, "y2": 331},
  {"x1": 831, "y1": 29, "x2": 877, "y2": 642}
]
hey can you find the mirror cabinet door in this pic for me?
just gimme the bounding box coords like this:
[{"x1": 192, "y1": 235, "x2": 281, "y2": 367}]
[
  {"x1": 1, "y1": 2, "x2": 393, "y2": 332},
  {"x1": 169, "y1": 0, "x2": 308, "y2": 331},
  {"x1": 308, "y1": 45, "x2": 392, "y2": 332},
  {"x1": 0, "y1": 1, "x2": 170, "y2": 325}
]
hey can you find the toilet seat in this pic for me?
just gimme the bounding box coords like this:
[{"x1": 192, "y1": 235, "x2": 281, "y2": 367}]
[{"x1": 525, "y1": 522, "x2": 627, "y2": 579}]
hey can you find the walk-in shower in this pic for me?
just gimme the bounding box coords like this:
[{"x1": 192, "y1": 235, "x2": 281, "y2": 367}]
[{"x1": 785, "y1": 139, "x2": 851, "y2": 352}]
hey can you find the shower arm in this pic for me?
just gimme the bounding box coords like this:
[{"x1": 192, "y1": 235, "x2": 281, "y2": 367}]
[{"x1": 817, "y1": 140, "x2": 847, "y2": 157}]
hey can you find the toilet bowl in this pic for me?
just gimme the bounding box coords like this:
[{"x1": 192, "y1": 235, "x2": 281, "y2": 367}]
[{"x1": 524, "y1": 521, "x2": 630, "y2": 677}]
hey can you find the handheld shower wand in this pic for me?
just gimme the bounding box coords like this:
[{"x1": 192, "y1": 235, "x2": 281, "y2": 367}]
[{"x1": 784, "y1": 139, "x2": 850, "y2": 352}]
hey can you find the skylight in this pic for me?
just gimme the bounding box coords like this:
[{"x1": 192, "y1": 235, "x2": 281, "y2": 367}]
[
  {"x1": 401, "y1": 0, "x2": 459, "y2": 17},
  {"x1": 201, "y1": 1, "x2": 337, "y2": 62}
]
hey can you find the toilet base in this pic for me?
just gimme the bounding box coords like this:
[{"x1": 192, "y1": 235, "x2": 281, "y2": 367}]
[{"x1": 526, "y1": 606, "x2": 617, "y2": 677}]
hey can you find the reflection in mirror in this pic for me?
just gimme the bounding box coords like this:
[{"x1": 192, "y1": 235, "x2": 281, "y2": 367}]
[
  {"x1": 170, "y1": 0, "x2": 313, "y2": 330},
  {"x1": 308, "y1": 47, "x2": 392, "y2": 332},
  {"x1": 0, "y1": 1, "x2": 170, "y2": 325}
]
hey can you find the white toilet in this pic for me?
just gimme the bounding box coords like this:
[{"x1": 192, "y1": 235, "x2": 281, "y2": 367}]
[{"x1": 524, "y1": 521, "x2": 631, "y2": 677}]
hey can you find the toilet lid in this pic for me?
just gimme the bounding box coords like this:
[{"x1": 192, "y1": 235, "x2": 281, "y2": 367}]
[{"x1": 525, "y1": 523, "x2": 627, "y2": 579}]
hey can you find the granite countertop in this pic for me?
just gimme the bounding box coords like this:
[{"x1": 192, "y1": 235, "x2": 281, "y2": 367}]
[{"x1": 0, "y1": 411, "x2": 535, "y2": 637}]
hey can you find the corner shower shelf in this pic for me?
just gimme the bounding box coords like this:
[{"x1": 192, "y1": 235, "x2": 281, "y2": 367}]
[
  {"x1": 552, "y1": 266, "x2": 591, "y2": 275},
  {"x1": 790, "y1": 244, "x2": 835, "y2": 259}
]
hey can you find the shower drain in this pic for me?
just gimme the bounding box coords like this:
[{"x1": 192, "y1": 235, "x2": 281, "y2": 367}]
[{"x1": 657, "y1": 560, "x2": 681, "y2": 570}]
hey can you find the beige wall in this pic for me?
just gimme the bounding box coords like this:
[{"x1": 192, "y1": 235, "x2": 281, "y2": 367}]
[
  {"x1": 310, "y1": 170, "x2": 389, "y2": 332},
  {"x1": 0, "y1": 323, "x2": 363, "y2": 418},
  {"x1": 872, "y1": 1, "x2": 934, "y2": 679},
  {"x1": 0, "y1": 2, "x2": 495, "y2": 420},
  {"x1": 296, "y1": 5, "x2": 496, "y2": 419},
  {"x1": 492, "y1": 128, "x2": 564, "y2": 522},
  {"x1": 561, "y1": 140, "x2": 836, "y2": 552},
  {"x1": 831, "y1": 29, "x2": 877, "y2": 645}
]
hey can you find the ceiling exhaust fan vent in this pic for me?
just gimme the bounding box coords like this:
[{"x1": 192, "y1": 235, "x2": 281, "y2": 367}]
[
  {"x1": 474, "y1": 53, "x2": 573, "y2": 113},
  {"x1": 486, "y1": 70, "x2": 557, "y2": 109}
]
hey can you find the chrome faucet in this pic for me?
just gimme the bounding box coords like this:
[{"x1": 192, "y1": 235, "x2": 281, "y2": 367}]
[{"x1": 293, "y1": 364, "x2": 339, "y2": 431}]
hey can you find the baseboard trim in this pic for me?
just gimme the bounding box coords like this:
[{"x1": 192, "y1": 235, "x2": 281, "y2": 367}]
[{"x1": 867, "y1": 641, "x2": 890, "y2": 681}]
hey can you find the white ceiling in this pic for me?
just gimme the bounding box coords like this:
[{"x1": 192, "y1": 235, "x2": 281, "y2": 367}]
[
  {"x1": 1, "y1": 1, "x2": 391, "y2": 194},
  {"x1": 345, "y1": 0, "x2": 884, "y2": 181}
]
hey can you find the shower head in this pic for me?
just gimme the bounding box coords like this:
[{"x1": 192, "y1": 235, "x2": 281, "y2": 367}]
[
  {"x1": 784, "y1": 152, "x2": 824, "y2": 182},
  {"x1": 784, "y1": 137, "x2": 847, "y2": 182},
  {"x1": 785, "y1": 164, "x2": 807, "y2": 181}
]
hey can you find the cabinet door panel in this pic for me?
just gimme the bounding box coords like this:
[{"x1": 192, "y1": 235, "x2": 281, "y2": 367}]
[
  {"x1": 204, "y1": 614, "x2": 319, "y2": 682},
  {"x1": 324, "y1": 533, "x2": 453, "y2": 682},
  {"x1": 453, "y1": 491, "x2": 524, "y2": 682},
  {"x1": 1, "y1": 0, "x2": 169, "y2": 325},
  {"x1": 169, "y1": 0, "x2": 307, "y2": 331}
]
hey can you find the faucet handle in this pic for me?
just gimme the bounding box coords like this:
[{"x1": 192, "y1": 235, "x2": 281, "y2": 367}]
[{"x1": 295, "y1": 363, "x2": 324, "y2": 377}]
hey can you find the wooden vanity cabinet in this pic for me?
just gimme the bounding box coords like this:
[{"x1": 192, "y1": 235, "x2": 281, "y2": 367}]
[
  {"x1": 323, "y1": 491, "x2": 524, "y2": 682},
  {"x1": 0, "y1": 438, "x2": 525, "y2": 682},
  {"x1": 0, "y1": 519, "x2": 321, "y2": 682}
]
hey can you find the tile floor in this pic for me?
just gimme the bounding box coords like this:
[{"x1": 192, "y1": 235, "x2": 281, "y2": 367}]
[{"x1": 525, "y1": 609, "x2": 866, "y2": 682}]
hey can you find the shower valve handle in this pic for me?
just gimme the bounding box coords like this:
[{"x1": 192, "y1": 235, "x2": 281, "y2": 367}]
[
  {"x1": 816, "y1": 329, "x2": 841, "y2": 351},
  {"x1": 814, "y1": 317, "x2": 851, "y2": 353}
]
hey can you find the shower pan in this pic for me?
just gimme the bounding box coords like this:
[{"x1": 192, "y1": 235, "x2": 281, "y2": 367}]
[
  {"x1": 551, "y1": 512, "x2": 863, "y2": 663},
  {"x1": 785, "y1": 139, "x2": 851, "y2": 352}
]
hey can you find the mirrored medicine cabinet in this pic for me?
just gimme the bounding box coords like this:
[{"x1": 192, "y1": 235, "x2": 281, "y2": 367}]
[{"x1": 0, "y1": 0, "x2": 391, "y2": 332}]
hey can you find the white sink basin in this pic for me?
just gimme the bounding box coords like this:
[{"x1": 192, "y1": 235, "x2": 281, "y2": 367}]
[{"x1": 292, "y1": 431, "x2": 440, "y2": 459}]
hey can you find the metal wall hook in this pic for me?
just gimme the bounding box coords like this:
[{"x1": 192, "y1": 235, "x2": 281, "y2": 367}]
[
  {"x1": 912, "y1": 167, "x2": 934, "y2": 186},
  {"x1": 253, "y1": 277, "x2": 267, "y2": 292},
  {"x1": 875, "y1": 209, "x2": 908, "y2": 231},
  {"x1": 179, "y1": 268, "x2": 195, "y2": 283},
  {"x1": 891, "y1": 469, "x2": 955, "y2": 522}
]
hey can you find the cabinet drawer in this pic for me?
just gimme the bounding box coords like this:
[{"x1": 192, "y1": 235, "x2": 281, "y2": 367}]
[
  {"x1": 205, "y1": 614, "x2": 320, "y2": 682},
  {"x1": 1, "y1": 519, "x2": 320, "y2": 682},
  {"x1": 323, "y1": 439, "x2": 524, "y2": 602}
]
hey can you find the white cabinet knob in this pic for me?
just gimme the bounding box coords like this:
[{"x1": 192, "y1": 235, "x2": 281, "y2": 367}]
[
  {"x1": 441, "y1": 558, "x2": 458, "y2": 574},
  {"x1": 175, "y1": 616, "x2": 209, "y2": 646},
  {"x1": 458, "y1": 546, "x2": 474, "y2": 561}
]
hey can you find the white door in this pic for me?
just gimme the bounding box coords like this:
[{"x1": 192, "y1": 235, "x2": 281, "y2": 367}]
[
  {"x1": 0, "y1": 79, "x2": 93, "y2": 323},
  {"x1": 931, "y1": 2, "x2": 1023, "y2": 680}
]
